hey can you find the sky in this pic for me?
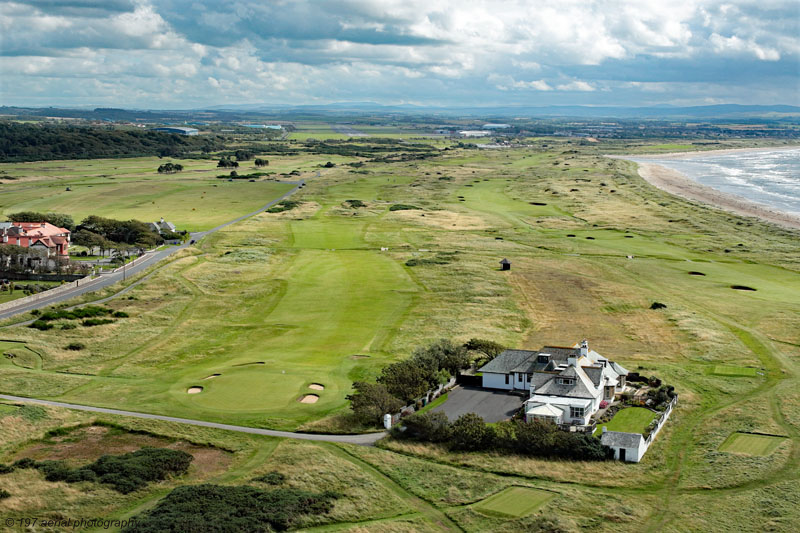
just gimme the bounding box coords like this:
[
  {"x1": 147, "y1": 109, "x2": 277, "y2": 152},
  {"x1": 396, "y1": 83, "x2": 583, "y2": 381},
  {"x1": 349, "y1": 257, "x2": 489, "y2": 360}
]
[{"x1": 1, "y1": 0, "x2": 798, "y2": 109}]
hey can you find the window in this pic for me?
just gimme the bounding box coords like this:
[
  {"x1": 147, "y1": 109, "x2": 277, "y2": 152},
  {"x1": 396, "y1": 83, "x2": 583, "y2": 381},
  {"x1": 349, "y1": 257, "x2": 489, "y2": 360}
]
[
  {"x1": 558, "y1": 378, "x2": 575, "y2": 386},
  {"x1": 505, "y1": 375, "x2": 510, "y2": 385},
  {"x1": 518, "y1": 373, "x2": 523, "y2": 382},
  {"x1": 570, "y1": 406, "x2": 585, "y2": 419}
]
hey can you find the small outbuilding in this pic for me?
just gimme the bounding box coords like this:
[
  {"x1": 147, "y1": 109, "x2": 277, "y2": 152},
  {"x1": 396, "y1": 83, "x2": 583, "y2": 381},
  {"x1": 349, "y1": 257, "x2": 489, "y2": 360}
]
[{"x1": 500, "y1": 258, "x2": 511, "y2": 271}]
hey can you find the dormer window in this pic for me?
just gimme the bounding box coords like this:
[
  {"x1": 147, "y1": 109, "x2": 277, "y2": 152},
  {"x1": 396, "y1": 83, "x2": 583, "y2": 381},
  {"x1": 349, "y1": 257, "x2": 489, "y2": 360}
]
[{"x1": 557, "y1": 378, "x2": 575, "y2": 386}]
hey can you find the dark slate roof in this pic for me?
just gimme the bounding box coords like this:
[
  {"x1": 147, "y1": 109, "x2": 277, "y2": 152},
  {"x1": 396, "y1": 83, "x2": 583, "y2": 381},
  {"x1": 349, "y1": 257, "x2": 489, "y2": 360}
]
[
  {"x1": 601, "y1": 430, "x2": 644, "y2": 449},
  {"x1": 539, "y1": 346, "x2": 580, "y2": 360},
  {"x1": 479, "y1": 349, "x2": 537, "y2": 374},
  {"x1": 535, "y1": 375, "x2": 594, "y2": 399},
  {"x1": 583, "y1": 366, "x2": 603, "y2": 387}
]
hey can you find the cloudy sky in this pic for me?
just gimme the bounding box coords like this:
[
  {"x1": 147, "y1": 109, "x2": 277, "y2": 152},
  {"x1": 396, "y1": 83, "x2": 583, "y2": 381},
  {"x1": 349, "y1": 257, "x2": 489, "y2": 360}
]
[{"x1": 1, "y1": 0, "x2": 798, "y2": 108}]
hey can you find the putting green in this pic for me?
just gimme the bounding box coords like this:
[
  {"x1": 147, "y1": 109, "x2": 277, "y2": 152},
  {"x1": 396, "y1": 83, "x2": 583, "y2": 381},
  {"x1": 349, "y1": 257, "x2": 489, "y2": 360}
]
[
  {"x1": 718, "y1": 432, "x2": 786, "y2": 455},
  {"x1": 711, "y1": 365, "x2": 760, "y2": 377},
  {"x1": 473, "y1": 486, "x2": 555, "y2": 518}
]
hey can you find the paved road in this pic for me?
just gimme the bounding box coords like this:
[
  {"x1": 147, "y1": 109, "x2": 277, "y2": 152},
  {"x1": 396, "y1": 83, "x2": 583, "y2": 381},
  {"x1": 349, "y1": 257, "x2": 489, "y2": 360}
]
[
  {"x1": 0, "y1": 394, "x2": 386, "y2": 446},
  {"x1": 0, "y1": 181, "x2": 303, "y2": 321}
]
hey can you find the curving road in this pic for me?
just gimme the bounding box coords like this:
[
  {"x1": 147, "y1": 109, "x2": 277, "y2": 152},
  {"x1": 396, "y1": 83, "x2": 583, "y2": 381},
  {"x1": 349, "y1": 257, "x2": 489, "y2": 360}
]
[
  {"x1": 0, "y1": 180, "x2": 304, "y2": 321},
  {"x1": 0, "y1": 394, "x2": 386, "y2": 445}
]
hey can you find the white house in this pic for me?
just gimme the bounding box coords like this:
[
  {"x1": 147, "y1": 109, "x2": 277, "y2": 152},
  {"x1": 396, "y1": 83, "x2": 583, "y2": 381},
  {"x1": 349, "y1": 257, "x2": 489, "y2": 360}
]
[
  {"x1": 478, "y1": 340, "x2": 628, "y2": 427},
  {"x1": 600, "y1": 429, "x2": 646, "y2": 462}
]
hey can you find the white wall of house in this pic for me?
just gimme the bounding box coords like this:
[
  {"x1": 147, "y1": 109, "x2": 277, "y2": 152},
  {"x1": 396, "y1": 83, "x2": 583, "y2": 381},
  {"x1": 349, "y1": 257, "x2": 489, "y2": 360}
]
[
  {"x1": 608, "y1": 440, "x2": 646, "y2": 462},
  {"x1": 482, "y1": 372, "x2": 513, "y2": 390}
]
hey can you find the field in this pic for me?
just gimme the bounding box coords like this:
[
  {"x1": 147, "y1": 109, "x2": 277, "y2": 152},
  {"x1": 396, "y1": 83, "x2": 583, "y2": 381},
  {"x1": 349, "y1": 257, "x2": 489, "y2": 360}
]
[
  {"x1": 0, "y1": 138, "x2": 799, "y2": 531},
  {"x1": 595, "y1": 407, "x2": 658, "y2": 436},
  {"x1": 472, "y1": 486, "x2": 555, "y2": 518},
  {"x1": 711, "y1": 365, "x2": 760, "y2": 377},
  {"x1": 0, "y1": 156, "x2": 315, "y2": 231},
  {"x1": 718, "y1": 432, "x2": 787, "y2": 455}
]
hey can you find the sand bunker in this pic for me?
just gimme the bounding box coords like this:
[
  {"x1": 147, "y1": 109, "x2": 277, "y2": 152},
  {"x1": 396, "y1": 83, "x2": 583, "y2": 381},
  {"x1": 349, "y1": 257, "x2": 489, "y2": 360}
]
[
  {"x1": 203, "y1": 374, "x2": 221, "y2": 380},
  {"x1": 187, "y1": 386, "x2": 203, "y2": 394},
  {"x1": 308, "y1": 383, "x2": 325, "y2": 391},
  {"x1": 299, "y1": 394, "x2": 319, "y2": 404}
]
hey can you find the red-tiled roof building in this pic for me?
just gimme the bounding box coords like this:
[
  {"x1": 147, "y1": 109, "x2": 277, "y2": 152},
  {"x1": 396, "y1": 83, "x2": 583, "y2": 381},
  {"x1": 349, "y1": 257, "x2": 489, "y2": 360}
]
[{"x1": 0, "y1": 222, "x2": 71, "y2": 257}]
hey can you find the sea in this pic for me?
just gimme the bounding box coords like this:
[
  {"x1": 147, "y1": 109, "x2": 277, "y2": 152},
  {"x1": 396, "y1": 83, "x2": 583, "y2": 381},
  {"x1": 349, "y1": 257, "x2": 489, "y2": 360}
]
[{"x1": 629, "y1": 148, "x2": 800, "y2": 216}]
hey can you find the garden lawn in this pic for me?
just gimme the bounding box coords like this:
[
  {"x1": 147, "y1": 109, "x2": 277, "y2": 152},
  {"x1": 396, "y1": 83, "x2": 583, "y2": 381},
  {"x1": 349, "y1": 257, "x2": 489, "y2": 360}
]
[
  {"x1": 472, "y1": 486, "x2": 555, "y2": 518},
  {"x1": 718, "y1": 432, "x2": 787, "y2": 456},
  {"x1": 594, "y1": 407, "x2": 658, "y2": 436}
]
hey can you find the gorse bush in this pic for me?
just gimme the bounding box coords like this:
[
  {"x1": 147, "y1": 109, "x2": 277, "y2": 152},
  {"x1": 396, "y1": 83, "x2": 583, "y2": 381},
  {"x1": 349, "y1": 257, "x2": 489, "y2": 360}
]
[
  {"x1": 37, "y1": 305, "x2": 114, "y2": 322},
  {"x1": 266, "y1": 200, "x2": 301, "y2": 213},
  {"x1": 82, "y1": 318, "x2": 115, "y2": 327},
  {"x1": 9, "y1": 448, "x2": 192, "y2": 494},
  {"x1": 395, "y1": 414, "x2": 612, "y2": 461},
  {"x1": 252, "y1": 471, "x2": 286, "y2": 485},
  {"x1": 123, "y1": 484, "x2": 339, "y2": 532}
]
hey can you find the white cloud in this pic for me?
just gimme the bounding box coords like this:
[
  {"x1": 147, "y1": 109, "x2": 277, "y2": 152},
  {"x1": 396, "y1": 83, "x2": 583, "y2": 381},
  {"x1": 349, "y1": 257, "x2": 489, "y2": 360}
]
[
  {"x1": 0, "y1": 0, "x2": 797, "y2": 107},
  {"x1": 556, "y1": 81, "x2": 595, "y2": 92}
]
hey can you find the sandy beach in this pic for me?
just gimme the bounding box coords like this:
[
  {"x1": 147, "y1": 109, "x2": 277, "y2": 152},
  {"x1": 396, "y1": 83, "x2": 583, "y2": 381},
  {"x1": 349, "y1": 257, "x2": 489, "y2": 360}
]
[{"x1": 608, "y1": 149, "x2": 800, "y2": 231}]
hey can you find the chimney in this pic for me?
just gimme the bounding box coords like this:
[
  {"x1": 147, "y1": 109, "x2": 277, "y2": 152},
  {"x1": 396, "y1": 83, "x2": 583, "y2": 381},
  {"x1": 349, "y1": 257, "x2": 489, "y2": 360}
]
[
  {"x1": 580, "y1": 339, "x2": 589, "y2": 357},
  {"x1": 567, "y1": 356, "x2": 577, "y2": 367}
]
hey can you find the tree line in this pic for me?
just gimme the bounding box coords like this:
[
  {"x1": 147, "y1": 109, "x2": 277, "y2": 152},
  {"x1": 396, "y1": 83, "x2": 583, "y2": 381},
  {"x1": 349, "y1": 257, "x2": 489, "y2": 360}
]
[{"x1": 0, "y1": 122, "x2": 224, "y2": 162}]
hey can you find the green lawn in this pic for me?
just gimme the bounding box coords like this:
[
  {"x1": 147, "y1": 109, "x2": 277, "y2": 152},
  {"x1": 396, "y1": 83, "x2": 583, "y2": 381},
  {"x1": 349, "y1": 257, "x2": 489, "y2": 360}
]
[
  {"x1": 718, "y1": 432, "x2": 787, "y2": 456},
  {"x1": 711, "y1": 365, "x2": 760, "y2": 377},
  {"x1": 595, "y1": 407, "x2": 658, "y2": 436},
  {"x1": 472, "y1": 486, "x2": 555, "y2": 518}
]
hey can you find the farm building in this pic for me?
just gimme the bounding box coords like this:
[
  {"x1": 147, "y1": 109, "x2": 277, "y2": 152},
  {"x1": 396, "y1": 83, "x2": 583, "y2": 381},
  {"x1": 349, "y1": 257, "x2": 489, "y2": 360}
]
[
  {"x1": 0, "y1": 221, "x2": 70, "y2": 257},
  {"x1": 151, "y1": 127, "x2": 198, "y2": 136},
  {"x1": 478, "y1": 340, "x2": 628, "y2": 428}
]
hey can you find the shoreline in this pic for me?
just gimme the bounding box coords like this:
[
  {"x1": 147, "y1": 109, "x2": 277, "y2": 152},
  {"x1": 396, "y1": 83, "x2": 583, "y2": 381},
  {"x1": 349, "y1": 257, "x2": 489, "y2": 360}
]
[
  {"x1": 610, "y1": 152, "x2": 800, "y2": 231},
  {"x1": 618, "y1": 145, "x2": 799, "y2": 161}
]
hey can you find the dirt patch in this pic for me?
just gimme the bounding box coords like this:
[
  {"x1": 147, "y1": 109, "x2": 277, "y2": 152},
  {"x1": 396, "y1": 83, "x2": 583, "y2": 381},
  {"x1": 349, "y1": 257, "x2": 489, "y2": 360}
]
[
  {"x1": 688, "y1": 271, "x2": 706, "y2": 276},
  {"x1": 13, "y1": 425, "x2": 232, "y2": 477},
  {"x1": 204, "y1": 374, "x2": 221, "y2": 380},
  {"x1": 299, "y1": 394, "x2": 319, "y2": 404},
  {"x1": 387, "y1": 209, "x2": 488, "y2": 230},
  {"x1": 308, "y1": 383, "x2": 325, "y2": 391},
  {"x1": 731, "y1": 285, "x2": 757, "y2": 291},
  {"x1": 188, "y1": 386, "x2": 203, "y2": 394}
]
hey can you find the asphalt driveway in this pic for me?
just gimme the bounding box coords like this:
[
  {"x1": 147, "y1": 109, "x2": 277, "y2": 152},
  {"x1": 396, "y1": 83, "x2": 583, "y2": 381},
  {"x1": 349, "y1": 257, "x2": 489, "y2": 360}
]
[{"x1": 432, "y1": 385, "x2": 524, "y2": 423}]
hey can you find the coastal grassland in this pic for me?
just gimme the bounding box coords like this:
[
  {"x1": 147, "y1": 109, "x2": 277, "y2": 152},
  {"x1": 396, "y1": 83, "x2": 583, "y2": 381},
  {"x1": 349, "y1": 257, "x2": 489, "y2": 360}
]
[
  {"x1": 0, "y1": 155, "x2": 342, "y2": 231},
  {"x1": 0, "y1": 141, "x2": 799, "y2": 531}
]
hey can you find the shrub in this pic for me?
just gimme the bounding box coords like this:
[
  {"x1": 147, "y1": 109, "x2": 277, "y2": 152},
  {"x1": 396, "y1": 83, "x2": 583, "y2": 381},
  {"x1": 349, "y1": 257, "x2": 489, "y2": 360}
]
[
  {"x1": 267, "y1": 200, "x2": 301, "y2": 213},
  {"x1": 400, "y1": 411, "x2": 452, "y2": 442},
  {"x1": 0, "y1": 464, "x2": 15, "y2": 474},
  {"x1": 113, "y1": 311, "x2": 129, "y2": 318},
  {"x1": 252, "y1": 471, "x2": 285, "y2": 485},
  {"x1": 28, "y1": 320, "x2": 54, "y2": 330},
  {"x1": 0, "y1": 489, "x2": 9, "y2": 499},
  {"x1": 389, "y1": 204, "x2": 421, "y2": 211},
  {"x1": 343, "y1": 199, "x2": 366, "y2": 208},
  {"x1": 450, "y1": 413, "x2": 495, "y2": 451},
  {"x1": 65, "y1": 342, "x2": 85, "y2": 351},
  {"x1": 123, "y1": 484, "x2": 338, "y2": 533},
  {"x1": 60, "y1": 323, "x2": 77, "y2": 330},
  {"x1": 346, "y1": 382, "x2": 404, "y2": 425},
  {"x1": 599, "y1": 400, "x2": 609, "y2": 409},
  {"x1": 82, "y1": 318, "x2": 115, "y2": 327},
  {"x1": 649, "y1": 302, "x2": 667, "y2": 310}
]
